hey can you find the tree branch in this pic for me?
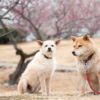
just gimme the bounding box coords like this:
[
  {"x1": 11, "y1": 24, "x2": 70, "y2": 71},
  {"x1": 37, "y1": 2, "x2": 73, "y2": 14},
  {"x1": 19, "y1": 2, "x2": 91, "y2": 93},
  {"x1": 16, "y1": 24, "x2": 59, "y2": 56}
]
[{"x1": 0, "y1": 0, "x2": 20, "y2": 18}]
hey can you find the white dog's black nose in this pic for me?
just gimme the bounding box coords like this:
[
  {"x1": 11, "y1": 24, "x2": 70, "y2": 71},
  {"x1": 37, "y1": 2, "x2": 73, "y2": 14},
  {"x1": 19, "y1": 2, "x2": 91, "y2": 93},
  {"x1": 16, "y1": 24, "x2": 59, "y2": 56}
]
[{"x1": 48, "y1": 48, "x2": 51, "y2": 52}]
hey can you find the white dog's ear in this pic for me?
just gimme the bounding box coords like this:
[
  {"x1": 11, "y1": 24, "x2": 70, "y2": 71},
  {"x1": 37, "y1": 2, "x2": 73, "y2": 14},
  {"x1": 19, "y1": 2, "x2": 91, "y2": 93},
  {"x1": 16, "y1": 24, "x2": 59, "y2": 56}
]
[
  {"x1": 37, "y1": 40, "x2": 43, "y2": 46},
  {"x1": 71, "y1": 36, "x2": 76, "y2": 42},
  {"x1": 83, "y1": 34, "x2": 90, "y2": 41},
  {"x1": 55, "y1": 40, "x2": 60, "y2": 45}
]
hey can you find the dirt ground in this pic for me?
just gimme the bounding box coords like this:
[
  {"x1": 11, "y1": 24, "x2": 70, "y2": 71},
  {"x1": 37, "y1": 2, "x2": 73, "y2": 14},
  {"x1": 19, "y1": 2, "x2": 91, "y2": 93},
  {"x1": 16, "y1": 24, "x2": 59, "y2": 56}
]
[{"x1": 0, "y1": 39, "x2": 100, "y2": 100}]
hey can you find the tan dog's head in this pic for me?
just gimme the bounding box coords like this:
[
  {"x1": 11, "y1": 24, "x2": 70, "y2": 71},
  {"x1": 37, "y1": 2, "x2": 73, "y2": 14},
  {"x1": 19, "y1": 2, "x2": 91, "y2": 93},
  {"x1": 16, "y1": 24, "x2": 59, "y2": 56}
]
[
  {"x1": 37, "y1": 40, "x2": 60, "y2": 57},
  {"x1": 71, "y1": 34, "x2": 94, "y2": 57}
]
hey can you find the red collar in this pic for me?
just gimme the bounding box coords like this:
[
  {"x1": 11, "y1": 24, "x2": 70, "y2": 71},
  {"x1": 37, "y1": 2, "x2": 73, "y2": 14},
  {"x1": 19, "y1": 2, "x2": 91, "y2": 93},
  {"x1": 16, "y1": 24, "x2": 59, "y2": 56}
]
[{"x1": 83, "y1": 52, "x2": 95, "y2": 64}]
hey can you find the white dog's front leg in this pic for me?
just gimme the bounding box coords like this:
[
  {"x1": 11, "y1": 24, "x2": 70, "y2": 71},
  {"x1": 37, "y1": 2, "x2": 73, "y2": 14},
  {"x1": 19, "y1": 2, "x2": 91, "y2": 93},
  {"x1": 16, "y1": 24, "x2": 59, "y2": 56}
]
[
  {"x1": 46, "y1": 77, "x2": 51, "y2": 95},
  {"x1": 39, "y1": 74, "x2": 47, "y2": 95}
]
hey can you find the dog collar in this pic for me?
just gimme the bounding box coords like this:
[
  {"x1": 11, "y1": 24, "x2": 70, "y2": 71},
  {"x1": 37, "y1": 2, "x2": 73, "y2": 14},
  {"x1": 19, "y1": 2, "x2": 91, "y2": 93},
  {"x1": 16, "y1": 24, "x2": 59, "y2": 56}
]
[
  {"x1": 43, "y1": 54, "x2": 52, "y2": 59},
  {"x1": 83, "y1": 52, "x2": 95, "y2": 64}
]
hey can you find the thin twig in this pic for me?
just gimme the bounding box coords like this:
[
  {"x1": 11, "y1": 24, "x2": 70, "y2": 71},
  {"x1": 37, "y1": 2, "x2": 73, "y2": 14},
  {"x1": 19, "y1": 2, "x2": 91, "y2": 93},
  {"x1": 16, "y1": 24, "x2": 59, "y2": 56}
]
[
  {"x1": 0, "y1": 30, "x2": 15, "y2": 38},
  {"x1": 1, "y1": 0, "x2": 20, "y2": 18}
]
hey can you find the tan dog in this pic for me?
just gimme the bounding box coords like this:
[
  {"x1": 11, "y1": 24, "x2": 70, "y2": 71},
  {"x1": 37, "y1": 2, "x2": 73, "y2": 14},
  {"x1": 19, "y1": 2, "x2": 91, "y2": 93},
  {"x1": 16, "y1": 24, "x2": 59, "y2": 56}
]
[
  {"x1": 18, "y1": 40, "x2": 60, "y2": 95},
  {"x1": 71, "y1": 34, "x2": 100, "y2": 95}
]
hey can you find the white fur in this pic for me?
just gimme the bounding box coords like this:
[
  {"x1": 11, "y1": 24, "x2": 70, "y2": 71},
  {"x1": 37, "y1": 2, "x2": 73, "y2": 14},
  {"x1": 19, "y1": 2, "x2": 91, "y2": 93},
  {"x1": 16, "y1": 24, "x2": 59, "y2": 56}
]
[{"x1": 18, "y1": 40, "x2": 58, "y2": 95}]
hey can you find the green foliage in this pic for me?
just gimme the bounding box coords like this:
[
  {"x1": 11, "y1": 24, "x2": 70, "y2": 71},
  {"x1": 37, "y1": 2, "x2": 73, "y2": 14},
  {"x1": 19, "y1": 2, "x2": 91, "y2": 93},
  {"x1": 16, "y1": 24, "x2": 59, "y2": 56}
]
[
  {"x1": 0, "y1": 29, "x2": 19, "y2": 44},
  {"x1": 0, "y1": 29, "x2": 9, "y2": 44}
]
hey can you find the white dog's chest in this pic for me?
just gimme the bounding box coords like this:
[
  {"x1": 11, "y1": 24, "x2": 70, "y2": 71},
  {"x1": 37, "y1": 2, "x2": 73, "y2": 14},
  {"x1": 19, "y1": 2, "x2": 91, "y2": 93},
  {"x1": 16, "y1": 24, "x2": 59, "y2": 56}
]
[
  {"x1": 28, "y1": 52, "x2": 57, "y2": 78},
  {"x1": 40, "y1": 61, "x2": 54, "y2": 70},
  {"x1": 39, "y1": 59, "x2": 56, "y2": 73}
]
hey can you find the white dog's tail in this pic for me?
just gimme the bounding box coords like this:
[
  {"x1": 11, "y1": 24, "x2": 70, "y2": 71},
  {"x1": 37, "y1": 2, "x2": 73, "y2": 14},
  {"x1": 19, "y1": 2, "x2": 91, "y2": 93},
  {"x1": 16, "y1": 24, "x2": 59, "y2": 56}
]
[{"x1": 18, "y1": 79, "x2": 27, "y2": 94}]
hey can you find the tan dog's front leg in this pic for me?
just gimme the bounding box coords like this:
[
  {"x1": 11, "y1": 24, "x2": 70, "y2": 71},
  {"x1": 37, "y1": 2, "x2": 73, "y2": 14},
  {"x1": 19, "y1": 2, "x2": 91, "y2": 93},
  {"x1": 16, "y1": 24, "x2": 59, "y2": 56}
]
[
  {"x1": 39, "y1": 74, "x2": 47, "y2": 95},
  {"x1": 46, "y1": 77, "x2": 51, "y2": 95},
  {"x1": 80, "y1": 75, "x2": 86, "y2": 96}
]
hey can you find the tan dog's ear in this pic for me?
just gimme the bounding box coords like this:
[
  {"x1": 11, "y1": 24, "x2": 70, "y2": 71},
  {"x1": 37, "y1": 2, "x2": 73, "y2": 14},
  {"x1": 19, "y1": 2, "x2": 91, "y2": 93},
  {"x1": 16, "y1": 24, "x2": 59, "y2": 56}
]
[
  {"x1": 71, "y1": 36, "x2": 76, "y2": 42},
  {"x1": 83, "y1": 34, "x2": 89, "y2": 41},
  {"x1": 37, "y1": 40, "x2": 43, "y2": 46},
  {"x1": 55, "y1": 40, "x2": 60, "y2": 45}
]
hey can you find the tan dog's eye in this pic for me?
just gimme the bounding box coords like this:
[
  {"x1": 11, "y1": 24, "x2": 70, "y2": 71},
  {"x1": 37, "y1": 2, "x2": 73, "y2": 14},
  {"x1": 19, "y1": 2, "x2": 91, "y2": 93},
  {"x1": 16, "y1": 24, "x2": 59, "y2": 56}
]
[
  {"x1": 45, "y1": 45, "x2": 48, "y2": 47},
  {"x1": 78, "y1": 45, "x2": 82, "y2": 47},
  {"x1": 51, "y1": 45, "x2": 54, "y2": 47}
]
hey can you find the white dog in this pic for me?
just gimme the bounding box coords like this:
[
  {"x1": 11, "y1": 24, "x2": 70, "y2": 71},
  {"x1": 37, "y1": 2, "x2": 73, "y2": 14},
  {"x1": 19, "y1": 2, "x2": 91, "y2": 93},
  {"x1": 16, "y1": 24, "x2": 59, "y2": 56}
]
[{"x1": 18, "y1": 40, "x2": 60, "y2": 95}]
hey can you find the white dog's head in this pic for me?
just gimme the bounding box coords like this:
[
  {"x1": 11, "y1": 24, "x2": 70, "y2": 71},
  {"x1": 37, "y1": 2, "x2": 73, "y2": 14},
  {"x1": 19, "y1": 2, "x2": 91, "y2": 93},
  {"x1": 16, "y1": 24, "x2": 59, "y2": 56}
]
[{"x1": 37, "y1": 40, "x2": 60, "y2": 58}]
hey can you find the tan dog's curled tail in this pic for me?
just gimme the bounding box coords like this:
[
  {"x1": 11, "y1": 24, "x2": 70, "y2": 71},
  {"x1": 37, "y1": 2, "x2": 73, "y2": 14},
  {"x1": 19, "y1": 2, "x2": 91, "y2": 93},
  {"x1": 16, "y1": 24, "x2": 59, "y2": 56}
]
[{"x1": 18, "y1": 79, "x2": 27, "y2": 94}]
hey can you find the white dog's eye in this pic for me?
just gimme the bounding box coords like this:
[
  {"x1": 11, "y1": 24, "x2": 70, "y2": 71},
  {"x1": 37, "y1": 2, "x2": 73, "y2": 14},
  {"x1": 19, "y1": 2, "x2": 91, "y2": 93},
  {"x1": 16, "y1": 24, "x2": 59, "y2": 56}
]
[
  {"x1": 51, "y1": 45, "x2": 54, "y2": 47},
  {"x1": 45, "y1": 45, "x2": 48, "y2": 47}
]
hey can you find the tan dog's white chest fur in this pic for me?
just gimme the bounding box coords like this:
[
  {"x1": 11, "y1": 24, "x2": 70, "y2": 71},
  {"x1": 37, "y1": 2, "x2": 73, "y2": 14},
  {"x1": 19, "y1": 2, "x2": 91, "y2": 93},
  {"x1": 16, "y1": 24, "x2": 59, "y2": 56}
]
[{"x1": 18, "y1": 40, "x2": 60, "y2": 95}]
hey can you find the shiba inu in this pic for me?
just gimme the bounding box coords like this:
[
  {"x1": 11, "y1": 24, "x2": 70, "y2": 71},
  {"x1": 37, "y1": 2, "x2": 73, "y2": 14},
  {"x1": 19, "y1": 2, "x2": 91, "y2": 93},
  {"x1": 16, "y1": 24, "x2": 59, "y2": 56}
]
[
  {"x1": 71, "y1": 34, "x2": 100, "y2": 95},
  {"x1": 18, "y1": 40, "x2": 60, "y2": 95}
]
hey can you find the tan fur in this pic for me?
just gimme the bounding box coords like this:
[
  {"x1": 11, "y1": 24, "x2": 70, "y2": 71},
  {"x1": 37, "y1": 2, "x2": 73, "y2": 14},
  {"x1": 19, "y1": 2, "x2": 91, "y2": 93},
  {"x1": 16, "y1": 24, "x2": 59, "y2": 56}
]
[
  {"x1": 71, "y1": 34, "x2": 100, "y2": 95},
  {"x1": 18, "y1": 40, "x2": 60, "y2": 95}
]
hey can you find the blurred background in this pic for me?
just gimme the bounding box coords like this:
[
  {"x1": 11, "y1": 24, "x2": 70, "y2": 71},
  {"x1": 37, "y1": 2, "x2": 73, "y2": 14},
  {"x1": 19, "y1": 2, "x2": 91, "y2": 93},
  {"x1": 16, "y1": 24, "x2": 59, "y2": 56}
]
[{"x1": 0, "y1": 0, "x2": 100, "y2": 99}]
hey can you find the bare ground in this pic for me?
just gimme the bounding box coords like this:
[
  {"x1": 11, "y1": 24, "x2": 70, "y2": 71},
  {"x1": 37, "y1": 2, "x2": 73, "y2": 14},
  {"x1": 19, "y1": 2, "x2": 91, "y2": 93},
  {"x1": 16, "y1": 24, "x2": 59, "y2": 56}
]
[{"x1": 0, "y1": 39, "x2": 100, "y2": 100}]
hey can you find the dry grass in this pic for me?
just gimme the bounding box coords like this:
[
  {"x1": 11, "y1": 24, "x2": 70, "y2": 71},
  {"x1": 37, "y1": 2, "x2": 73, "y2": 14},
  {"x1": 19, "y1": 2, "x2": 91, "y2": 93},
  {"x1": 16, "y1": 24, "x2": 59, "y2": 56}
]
[
  {"x1": 0, "y1": 39, "x2": 100, "y2": 100},
  {"x1": 0, "y1": 40, "x2": 75, "y2": 66}
]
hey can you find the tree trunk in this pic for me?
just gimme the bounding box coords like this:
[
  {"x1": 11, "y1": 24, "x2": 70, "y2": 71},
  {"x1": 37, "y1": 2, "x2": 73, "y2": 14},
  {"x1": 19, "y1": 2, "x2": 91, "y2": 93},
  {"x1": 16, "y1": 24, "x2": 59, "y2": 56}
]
[
  {"x1": 0, "y1": 19, "x2": 40, "y2": 92},
  {"x1": 9, "y1": 57, "x2": 25, "y2": 84},
  {"x1": 9, "y1": 58, "x2": 31, "y2": 84},
  {"x1": 9, "y1": 48, "x2": 39, "y2": 85}
]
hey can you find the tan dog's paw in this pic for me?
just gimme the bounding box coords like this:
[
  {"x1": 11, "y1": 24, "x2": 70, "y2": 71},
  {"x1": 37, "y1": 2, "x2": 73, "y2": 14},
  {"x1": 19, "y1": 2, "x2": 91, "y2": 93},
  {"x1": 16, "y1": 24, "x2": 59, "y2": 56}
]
[
  {"x1": 78, "y1": 93, "x2": 85, "y2": 97},
  {"x1": 78, "y1": 91, "x2": 86, "y2": 97}
]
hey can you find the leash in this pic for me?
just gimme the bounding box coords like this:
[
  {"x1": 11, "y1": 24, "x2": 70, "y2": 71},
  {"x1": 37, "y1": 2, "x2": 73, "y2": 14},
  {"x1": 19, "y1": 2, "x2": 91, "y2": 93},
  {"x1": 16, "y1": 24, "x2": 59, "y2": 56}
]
[
  {"x1": 85, "y1": 60, "x2": 100, "y2": 94},
  {"x1": 86, "y1": 71, "x2": 100, "y2": 94}
]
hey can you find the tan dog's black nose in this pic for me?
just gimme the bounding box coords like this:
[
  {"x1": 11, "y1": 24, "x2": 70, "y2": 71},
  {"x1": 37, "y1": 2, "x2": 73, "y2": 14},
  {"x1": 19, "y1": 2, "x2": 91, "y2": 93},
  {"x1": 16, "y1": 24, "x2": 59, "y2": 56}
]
[{"x1": 72, "y1": 51, "x2": 77, "y2": 56}]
